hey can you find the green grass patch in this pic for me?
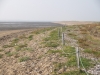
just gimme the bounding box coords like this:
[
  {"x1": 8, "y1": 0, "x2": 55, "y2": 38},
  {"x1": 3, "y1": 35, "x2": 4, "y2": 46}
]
[
  {"x1": 5, "y1": 51, "x2": 17, "y2": 57},
  {"x1": 15, "y1": 46, "x2": 21, "y2": 51},
  {"x1": 3, "y1": 43, "x2": 17, "y2": 48},
  {"x1": 63, "y1": 46, "x2": 75, "y2": 53},
  {"x1": 54, "y1": 62, "x2": 65, "y2": 71},
  {"x1": 28, "y1": 35, "x2": 33, "y2": 41},
  {"x1": 12, "y1": 38, "x2": 19, "y2": 43},
  {"x1": 50, "y1": 46, "x2": 78, "y2": 72},
  {"x1": 59, "y1": 70, "x2": 86, "y2": 75},
  {"x1": 66, "y1": 55, "x2": 77, "y2": 67},
  {"x1": 44, "y1": 29, "x2": 59, "y2": 41},
  {"x1": 60, "y1": 46, "x2": 76, "y2": 67},
  {"x1": 14, "y1": 44, "x2": 27, "y2": 51},
  {"x1": 80, "y1": 57, "x2": 95, "y2": 69},
  {"x1": 60, "y1": 46, "x2": 75, "y2": 57},
  {"x1": 19, "y1": 56, "x2": 30, "y2": 62},
  {"x1": 49, "y1": 30, "x2": 59, "y2": 40},
  {"x1": 0, "y1": 54, "x2": 3, "y2": 58},
  {"x1": 47, "y1": 46, "x2": 75, "y2": 57},
  {"x1": 2, "y1": 45, "x2": 9, "y2": 48},
  {"x1": 47, "y1": 50, "x2": 62, "y2": 54},
  {"x1": 45, "y1": 41, "x2": 59, "y2": 47},
  {"x1": 43, "y1": 29, "x2": 60, "y2": 47},
  {"x1": 84, "y1": 49, "x2": 100, "y2": 57}
]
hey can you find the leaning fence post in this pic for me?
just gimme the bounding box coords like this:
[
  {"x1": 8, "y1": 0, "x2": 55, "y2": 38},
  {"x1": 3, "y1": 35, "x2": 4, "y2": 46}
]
[
  {"x1": 76, "y1": 47, "x2": 80, "y2": 69},
  {"x1": 62, "y1": 33, "x2": 65, "y2": 45}
]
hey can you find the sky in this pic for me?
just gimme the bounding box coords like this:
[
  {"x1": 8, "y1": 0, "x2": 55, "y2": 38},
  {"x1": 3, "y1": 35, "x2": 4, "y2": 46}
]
[{"x1": 0, "y1": 0, "x2": 100, "y2": 22}]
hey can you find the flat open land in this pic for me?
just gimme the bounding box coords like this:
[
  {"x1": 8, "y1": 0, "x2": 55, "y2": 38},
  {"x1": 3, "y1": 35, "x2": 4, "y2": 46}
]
[
  {"x1": 0, "y1": 22, "x2": 100, "y2": 75},
  {"x1": 54, "y1": 21, "x2": 97, "y2": 25}
]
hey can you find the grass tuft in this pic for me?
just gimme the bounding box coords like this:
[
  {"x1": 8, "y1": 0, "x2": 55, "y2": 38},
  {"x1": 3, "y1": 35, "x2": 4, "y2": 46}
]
[
  {"x1": 28, "y1": 35, "x2": 33, "y2": 41},
  {"x1": 5, "y1": 51, "x2": 18, "y2": 57},
  {"x1": 59, "y1": 70, "x2": 86, "y2": 75},
  {"x1": 19, "y1": 56, "x2": 30, "y2": 62},
  {"x1": 0, "y1": 54, "x2": 3, "y2": 58}
]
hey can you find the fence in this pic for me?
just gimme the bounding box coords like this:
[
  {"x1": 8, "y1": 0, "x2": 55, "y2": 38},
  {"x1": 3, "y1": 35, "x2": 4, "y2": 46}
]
[{"x1": 58, "y1": 26, "x2": 100, "y2": 75}]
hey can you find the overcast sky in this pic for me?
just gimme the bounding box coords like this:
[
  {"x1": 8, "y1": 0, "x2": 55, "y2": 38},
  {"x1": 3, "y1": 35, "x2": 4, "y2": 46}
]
[{"x1": 0, "y1": 0, "x2": 100, "y2": 22}]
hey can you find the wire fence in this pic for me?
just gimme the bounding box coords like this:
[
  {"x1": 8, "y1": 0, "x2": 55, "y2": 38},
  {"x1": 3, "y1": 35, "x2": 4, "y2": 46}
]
[{"x1": 58, "y1": 26, "x2": 100, "y2": 75}]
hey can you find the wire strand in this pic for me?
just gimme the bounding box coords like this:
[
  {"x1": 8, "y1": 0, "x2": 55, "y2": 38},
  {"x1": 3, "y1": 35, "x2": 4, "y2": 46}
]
[{"x1": 80, "y1": 56, "x2": 89, "y2": 75}]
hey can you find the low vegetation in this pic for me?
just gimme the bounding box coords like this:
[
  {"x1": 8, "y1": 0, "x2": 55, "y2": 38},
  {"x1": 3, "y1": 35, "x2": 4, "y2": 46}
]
[
  {"x1": 78, "y1": 24, "x2": 100, "y2": 57},
  {"x1": 12, "y1": 38, "x2": 19, "y2": 43},
  {"x1": 64, "y1": 24, "x2": 100, "y2": 58},
  {"x1": 33, "y1": 27, "x2": 53, "y2": 34},
  {"x1": 19, "y1": 56, "x2": 30, "y2": 62},
  {"x1": 28, "y1": 35, "x2": 33, "y2": 41},
  {"x1": 0, "y1": 54, "x2": 3, "y2": 58},
  {"x1": 80, "y1": 57, "x2": 95, "y2": 69},
  {"x1": 49, "y1": 43, "x2": 94, "y2": 74},
  {"x1": 0, "y1": 25, "x2": 99, "y2": 75},
  {"x1": 5, "y1": 51, "x2": 18, "y2": 57},
  {"x1": 0, "y1": 49, "x2": 3, "y2": 52},
  {"x1": 59, "y1": 70, "x2": 87, "y2": 75},
  {"x1": 43, "y1": 29, "x2": 60, "y2": 47},
  {"x1": 14, "y1": 44, "x2": 28, "y2": 51}
]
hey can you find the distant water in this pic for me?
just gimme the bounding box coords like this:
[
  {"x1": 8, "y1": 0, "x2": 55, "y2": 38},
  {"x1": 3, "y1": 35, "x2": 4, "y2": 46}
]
[{"x1": 0, "y1": 22, "x2": 62, "y2": 30}]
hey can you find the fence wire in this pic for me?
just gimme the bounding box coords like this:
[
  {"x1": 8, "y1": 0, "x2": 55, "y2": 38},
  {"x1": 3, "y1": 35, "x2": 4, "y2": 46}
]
[{"x1": 61, "y1": 29, "x2": 100, "y2": 75}]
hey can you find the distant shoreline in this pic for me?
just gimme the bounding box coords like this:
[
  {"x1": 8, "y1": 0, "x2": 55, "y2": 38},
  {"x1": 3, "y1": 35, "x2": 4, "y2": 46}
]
[{"x1": 0, "y1": 22, "x2": 62, "y2": 31}]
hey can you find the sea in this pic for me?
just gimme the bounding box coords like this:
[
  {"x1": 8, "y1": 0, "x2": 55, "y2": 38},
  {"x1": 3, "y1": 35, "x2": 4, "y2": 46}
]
[{"x1": 0, "y1": 22, "x2": 62, "y2": 31}]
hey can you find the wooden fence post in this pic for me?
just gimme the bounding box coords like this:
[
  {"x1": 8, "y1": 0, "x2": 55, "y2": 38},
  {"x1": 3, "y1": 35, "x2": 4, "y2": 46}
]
[
  {"x1": 76, "y1": 47, "x2": 80, "y2": 69},
  {"x1": 58, "y1": 28, "x2": 60, "y2": 38},
  {"x1": 61, "y1": 26, "x2": 63, "y2": 32},
  {"x1": 62, "y1": 33, "x2": 65, "y2": 45}
]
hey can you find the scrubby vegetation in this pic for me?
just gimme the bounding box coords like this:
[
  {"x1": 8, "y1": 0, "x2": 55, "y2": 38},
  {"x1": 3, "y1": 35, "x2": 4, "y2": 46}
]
[
  {"x1": 78, "y1": 24, "x2": 100, "y2": 57},
  {"x1": 0, "y1": 25, "x2": 99, "y2": 75}
]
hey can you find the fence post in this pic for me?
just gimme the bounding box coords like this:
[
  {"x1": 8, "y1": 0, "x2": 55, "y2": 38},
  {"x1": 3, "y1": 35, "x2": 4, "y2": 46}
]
[
  {"x1": 76, "y1": 47, "x2": 80, "y2": 69},
  {"x1": 61, "y1": 26, "x2": 63, "y2": 32},
  {"x1": 58, "y1": 28, "x2": 60, "y2": 38},
  {"x1": 62, "y1": 33, "x2": 65, "y2": 45}
]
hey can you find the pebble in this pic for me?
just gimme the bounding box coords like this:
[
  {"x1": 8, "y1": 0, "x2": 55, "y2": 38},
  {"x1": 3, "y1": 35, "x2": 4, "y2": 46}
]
[{"x1": 88, "y1": 65, "x2": 100, "y2": 75}]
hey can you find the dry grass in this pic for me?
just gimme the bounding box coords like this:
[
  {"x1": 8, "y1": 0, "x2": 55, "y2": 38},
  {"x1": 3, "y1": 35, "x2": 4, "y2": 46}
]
[{"x1": 78, "y1": 24, "x2": 100, "y2": 57}]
